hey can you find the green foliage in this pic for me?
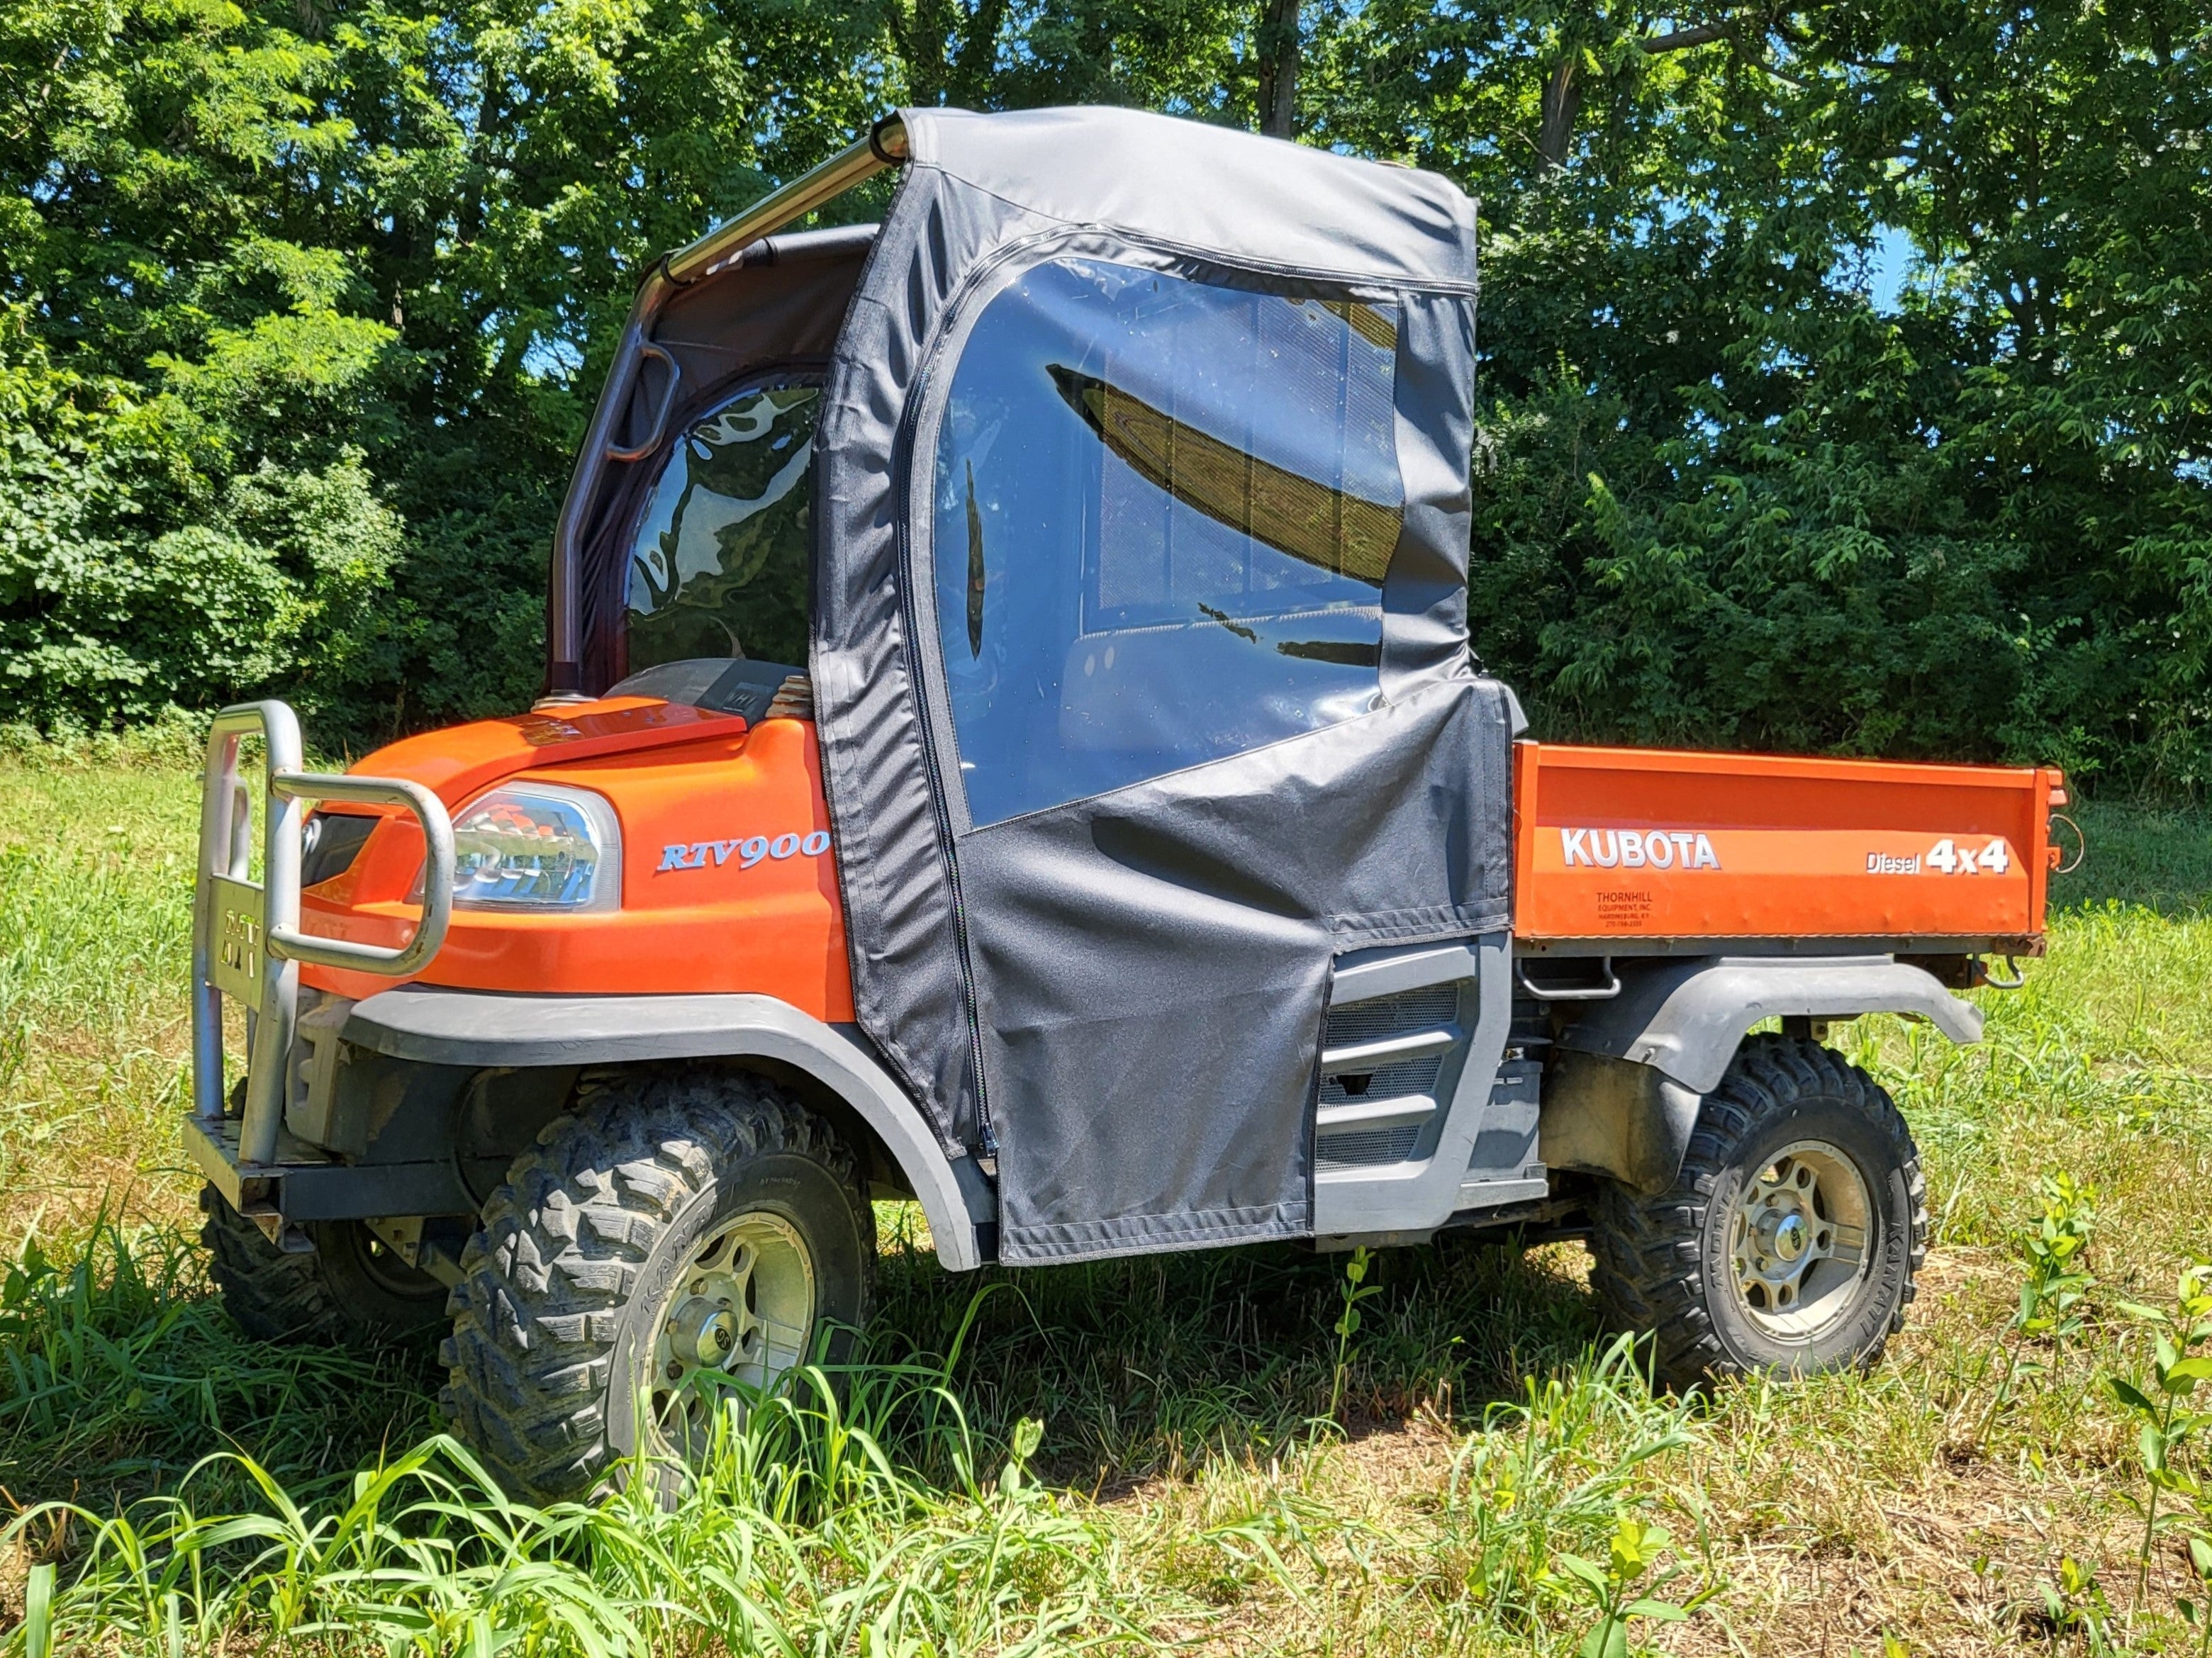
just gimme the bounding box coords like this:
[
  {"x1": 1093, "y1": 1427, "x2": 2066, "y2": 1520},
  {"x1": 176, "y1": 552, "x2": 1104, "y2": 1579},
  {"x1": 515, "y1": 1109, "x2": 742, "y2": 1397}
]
[
  {"x1": 2036, "y1": 1553, "x2": 2119, "y2": 1652},
  {"x1": 2, "y1": 0, "x2": 2207, "y2": 766},
  {"x1": 1433, "y1": 1333, "x2": 1706, "y2": 1645},
  {"x1": 1556, "y1": 1511, "x2": 1704, "y2": 1658},
  {"x1": 2108, "y1": 1262, "x2": 2212, "y2": 1614},
  {"x1": 2186, "y1": 1535, "x2": 2212, "y2": 1657},
  {"x1": 1977, "y1": 1170, "x2": 2098, "y2": 1442},
  {"x1": 2018, "y1": 1172, "x2": 2098, "y2": 1348},
  {"x1": 1323, "y1": 1244, "x2": 1382, "y2": 1425},
  {"x1": 0, "y1": 1222, "x2": 437, "y2": 1499},
  {"x1": 2, "y1": 1365, "x2": 1136, "y2": 1656}
]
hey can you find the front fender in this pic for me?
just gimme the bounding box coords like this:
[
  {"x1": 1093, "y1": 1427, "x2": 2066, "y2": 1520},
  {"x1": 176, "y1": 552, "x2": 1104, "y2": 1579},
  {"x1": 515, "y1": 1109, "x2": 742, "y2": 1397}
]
[{"x1": 341, "y1": 985, "x2": 988, "y2": 1270}]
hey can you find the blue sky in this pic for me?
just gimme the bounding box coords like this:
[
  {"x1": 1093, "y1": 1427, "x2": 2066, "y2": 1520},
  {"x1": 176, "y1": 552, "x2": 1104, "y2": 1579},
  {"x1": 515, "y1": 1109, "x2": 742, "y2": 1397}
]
[{"x1": 1867, "y1": 225, "x2": 1915, "y2": 313}]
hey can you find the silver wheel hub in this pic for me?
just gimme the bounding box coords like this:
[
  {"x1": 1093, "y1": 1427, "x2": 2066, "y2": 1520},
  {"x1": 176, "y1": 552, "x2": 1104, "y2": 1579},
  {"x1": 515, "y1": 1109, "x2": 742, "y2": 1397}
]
[
  {"x1": 647, "y1": 1210, "x2": 816, "y2": 1456},
  {"x1": 1726, "y1": 1138, "x2": 1872, "y2": 1340},
  {"x1": 667, "y1": 1297, "x2": 742, "y2": 1367},
  {"x1": 1760, "y1": 1210, "x2": 1809, "y2": 1262}
]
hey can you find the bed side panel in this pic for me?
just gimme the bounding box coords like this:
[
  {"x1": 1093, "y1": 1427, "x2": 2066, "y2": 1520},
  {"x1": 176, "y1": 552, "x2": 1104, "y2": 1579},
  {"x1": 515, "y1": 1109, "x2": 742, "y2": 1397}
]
[{"x1": 1514, "y1": 741, "x2": 2058, "y2": 946}]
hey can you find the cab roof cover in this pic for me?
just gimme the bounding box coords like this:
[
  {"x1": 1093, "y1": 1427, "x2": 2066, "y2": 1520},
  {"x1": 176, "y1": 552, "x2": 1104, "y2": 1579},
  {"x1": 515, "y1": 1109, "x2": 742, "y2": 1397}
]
[{"x1": 812, "y1": 106, "x2": 1513, "y2": 1260}]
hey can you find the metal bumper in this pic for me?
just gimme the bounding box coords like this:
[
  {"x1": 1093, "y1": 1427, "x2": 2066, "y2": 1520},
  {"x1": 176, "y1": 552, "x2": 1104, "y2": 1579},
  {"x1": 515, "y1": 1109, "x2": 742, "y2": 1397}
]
[{"x1": 187, "y1": 700, "x2": 456, "y2": 1217}]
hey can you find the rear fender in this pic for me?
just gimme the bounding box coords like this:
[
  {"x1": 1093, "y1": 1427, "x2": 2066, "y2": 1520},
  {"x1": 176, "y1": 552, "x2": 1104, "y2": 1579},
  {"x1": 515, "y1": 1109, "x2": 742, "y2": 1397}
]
[
  {"x1": 342, "y1": 987, "x2": 989, "y2": 1269},
  {"x1": 1538, "y1": 956, "x2": 1981, "y2": 1194}
]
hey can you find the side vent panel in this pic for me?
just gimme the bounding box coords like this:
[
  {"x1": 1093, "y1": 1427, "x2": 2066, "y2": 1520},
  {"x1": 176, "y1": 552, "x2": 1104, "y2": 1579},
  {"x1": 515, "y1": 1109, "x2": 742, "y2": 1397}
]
[{"x1": 1314, "y1": 982, "x2": 1464, "y2": 1170}]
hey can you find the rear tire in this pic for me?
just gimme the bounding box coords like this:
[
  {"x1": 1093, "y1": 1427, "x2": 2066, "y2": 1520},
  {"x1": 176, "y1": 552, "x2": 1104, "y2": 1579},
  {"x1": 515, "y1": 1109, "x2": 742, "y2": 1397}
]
[
  {"x1": 199, "y1": 1187, "x2": 449, "y2": 1345},
  {"x1": 1587, "y1": 1036, "x2": 1926, "y2": 1391},
  {"x1": 439, "y1": 1067, "x2": 874, "y2": 1503}
]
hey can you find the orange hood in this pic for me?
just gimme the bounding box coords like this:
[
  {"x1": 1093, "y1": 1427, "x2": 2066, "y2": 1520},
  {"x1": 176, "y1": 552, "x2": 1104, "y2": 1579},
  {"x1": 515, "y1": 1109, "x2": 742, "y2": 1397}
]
[{"x1": 349, "y1": 697, "x2": 749, "y2": 807}]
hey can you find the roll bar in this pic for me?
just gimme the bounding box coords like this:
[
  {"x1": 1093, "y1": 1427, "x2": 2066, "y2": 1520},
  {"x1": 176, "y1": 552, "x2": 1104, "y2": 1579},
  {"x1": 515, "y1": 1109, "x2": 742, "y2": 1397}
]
[
  {"x1": 191, "y1": 700, "x2": 455, "y2": 1167},
  {"x1": 543, "y1": 114, "x2": 910, "y2": 698}
]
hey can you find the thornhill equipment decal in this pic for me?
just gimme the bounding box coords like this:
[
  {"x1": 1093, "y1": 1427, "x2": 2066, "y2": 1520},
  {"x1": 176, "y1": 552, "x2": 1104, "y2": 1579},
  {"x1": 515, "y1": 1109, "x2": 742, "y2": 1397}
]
[
  {"x1": 1560, "y1": 828, "x2": 1721, "y2": 870},
  {"x1": 659, "y1": 829, "x2": 831, "y2": 873}
]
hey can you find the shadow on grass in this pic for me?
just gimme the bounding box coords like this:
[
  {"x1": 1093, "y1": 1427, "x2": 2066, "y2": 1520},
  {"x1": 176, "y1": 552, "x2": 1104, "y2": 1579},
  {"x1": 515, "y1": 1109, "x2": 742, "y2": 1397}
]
[
  {"x1": 867, "y1": 1223, "x2": 1601, "y2": 1487},
  {"x1": 0, "y1": 1223, "x2": 441, "y2": 1515},
  {"x1": 1, "y1": 1216, "x2": 1600, "y2": 1513}
]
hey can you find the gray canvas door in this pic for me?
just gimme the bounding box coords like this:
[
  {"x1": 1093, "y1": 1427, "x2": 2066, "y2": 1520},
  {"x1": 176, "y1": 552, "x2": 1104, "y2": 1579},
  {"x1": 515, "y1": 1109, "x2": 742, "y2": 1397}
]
[{"x1": 810, "y1": 108, "x2": 1512, "y2": 1262}]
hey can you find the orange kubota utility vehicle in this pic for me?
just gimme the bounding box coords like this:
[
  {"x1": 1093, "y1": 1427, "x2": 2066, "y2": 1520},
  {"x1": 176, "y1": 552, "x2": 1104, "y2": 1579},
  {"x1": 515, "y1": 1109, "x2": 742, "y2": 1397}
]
[{"x1": 190, "y1": 106, "x2": 2065, "y2": 1501}]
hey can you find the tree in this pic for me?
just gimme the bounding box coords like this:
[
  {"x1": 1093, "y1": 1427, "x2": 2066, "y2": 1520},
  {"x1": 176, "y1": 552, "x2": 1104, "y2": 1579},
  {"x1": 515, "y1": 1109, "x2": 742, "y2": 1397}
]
[
  {"x1": 1257, "y1": 0, "x2": 1300, "y2": 135},
  {"x1": 0, "y1": 0, "x2": 2204, "y2": 788}
]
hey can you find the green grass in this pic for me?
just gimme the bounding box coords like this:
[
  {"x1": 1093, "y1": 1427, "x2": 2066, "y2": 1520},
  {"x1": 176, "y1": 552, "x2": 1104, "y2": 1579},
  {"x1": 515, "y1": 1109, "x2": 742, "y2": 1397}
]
[
  {"x1": 4, "y1": 747, "x2": 2212, "y2": 1654},
  {"x1": 0, "y1": 758, "x2": 199, "y2": 1238}
]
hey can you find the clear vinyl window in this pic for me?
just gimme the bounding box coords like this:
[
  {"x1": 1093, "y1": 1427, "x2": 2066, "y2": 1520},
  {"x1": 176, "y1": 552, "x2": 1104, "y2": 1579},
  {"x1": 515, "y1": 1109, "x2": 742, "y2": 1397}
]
[
  {"x1": 625, "y1": 380, "x2": 820, "y2": 675},
  {"x1": 932, "y1": 259, "x2": 1403, "y2": 827}
]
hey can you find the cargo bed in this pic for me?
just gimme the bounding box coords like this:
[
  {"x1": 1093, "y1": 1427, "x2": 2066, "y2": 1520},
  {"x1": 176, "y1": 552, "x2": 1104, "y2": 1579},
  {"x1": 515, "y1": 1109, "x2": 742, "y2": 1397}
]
[{"x1": 1512, "y1": 742, "x2": 2062, "y2": 958}]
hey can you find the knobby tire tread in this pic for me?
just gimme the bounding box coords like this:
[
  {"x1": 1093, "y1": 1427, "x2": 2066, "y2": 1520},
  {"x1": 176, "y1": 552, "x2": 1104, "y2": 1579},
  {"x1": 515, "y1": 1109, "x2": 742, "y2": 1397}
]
[
  {"x1": 438, "y1": 1067, "x2": 872, "y2": 1501},
  {"x1": 200, "y1": 1186, "x2": 347, "y2": 1343},
  {"x1": 1587, "y1": 1036, "x2": 1928, "y2": 1390}
]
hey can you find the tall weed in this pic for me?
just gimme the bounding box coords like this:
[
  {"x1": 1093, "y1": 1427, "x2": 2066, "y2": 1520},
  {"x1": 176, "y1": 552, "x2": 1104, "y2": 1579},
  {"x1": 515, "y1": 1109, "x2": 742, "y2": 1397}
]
[
  {"x1": 4, "y1": 1372, "x2": 1141, "y2": 1657},
  {"x1": 1434, "y1": 1333, "x2": 1710, "y2": 1645},
  {"x1": 0, "y1": 1221, "x2": 433, "y2": 1506}
]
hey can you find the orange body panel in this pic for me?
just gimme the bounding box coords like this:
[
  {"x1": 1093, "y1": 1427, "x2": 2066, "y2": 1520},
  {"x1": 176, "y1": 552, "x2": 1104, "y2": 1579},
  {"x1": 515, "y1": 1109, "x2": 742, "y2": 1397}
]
[
  {"x1": 295, "y1": 705, "x2": 854, "y2": 1018},
  {"x1": 1513, "y1": 741, "x2": 2060, "y2": 947},
  {"x1": 296, "y1": 705, "x2": 2058, "y2": 1009}
]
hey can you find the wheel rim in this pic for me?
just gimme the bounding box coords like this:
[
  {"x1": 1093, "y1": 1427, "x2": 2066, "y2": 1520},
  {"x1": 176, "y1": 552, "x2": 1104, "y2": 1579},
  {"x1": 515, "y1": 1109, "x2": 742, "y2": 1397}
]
[
  {"x1": 1725, "y1": 1138, "x2": 1872, "y2": 1340},
  {"x1": 333, "y1": 1223, "x2": 445, "y2": 1301},
  {"x1": 647, "y1": 1211, "x2": 816, "y2": 1457}
]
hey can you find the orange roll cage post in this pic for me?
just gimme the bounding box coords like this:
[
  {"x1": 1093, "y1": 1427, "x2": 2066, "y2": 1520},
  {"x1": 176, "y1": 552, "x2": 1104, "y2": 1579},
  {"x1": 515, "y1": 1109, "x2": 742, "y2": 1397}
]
[{"x1": 1512, "y1": 741, "x2": 2063, "y2": 960}]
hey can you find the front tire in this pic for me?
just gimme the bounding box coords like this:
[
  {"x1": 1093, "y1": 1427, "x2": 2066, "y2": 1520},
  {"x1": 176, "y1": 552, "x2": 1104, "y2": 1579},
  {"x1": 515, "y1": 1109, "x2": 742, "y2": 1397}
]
[
  {"x1": 200, "y1": 1187, "x2": 449, "y2": 1345},
  {"x1": 440, "y1": 1067, "x2": 874, "y2": 1503},
  {"x1": 1587, "y1": 1036, "x2": 1927, "y2": 1391}
]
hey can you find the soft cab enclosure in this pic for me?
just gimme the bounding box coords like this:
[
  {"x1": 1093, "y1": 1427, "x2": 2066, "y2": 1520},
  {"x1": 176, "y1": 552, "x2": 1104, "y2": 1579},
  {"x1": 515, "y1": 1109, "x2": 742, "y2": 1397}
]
[{"x1": 808, "y1": 109, "x2": 1514, "y2": 1261}]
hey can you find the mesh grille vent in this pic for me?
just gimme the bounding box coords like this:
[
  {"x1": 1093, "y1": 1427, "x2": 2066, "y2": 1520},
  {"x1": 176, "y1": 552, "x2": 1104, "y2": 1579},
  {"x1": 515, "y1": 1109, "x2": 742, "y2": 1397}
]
[
  {"x1": 1320, "y1": 1053, "x2": 1442, "y2": 1104},
  {"x1": 1317, "y1": 1125, "x2": 1421, "y2": 1167},
  {"x1": 1324, "y1": 982, "x2": 1458, "y2": 1048}
]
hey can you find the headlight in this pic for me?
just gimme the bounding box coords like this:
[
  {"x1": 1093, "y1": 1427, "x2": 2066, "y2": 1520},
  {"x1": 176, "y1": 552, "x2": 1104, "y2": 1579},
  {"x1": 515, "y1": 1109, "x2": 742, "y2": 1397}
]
[{"x1": 450, "y1": 783, "x2": 621, "y2": 911}]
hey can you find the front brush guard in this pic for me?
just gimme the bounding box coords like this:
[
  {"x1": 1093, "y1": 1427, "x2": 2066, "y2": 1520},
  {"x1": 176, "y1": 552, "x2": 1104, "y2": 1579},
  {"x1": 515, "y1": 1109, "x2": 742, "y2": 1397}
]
[{"x1": 187, "y1": 701, "x2": 454, "y2": 1223}]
